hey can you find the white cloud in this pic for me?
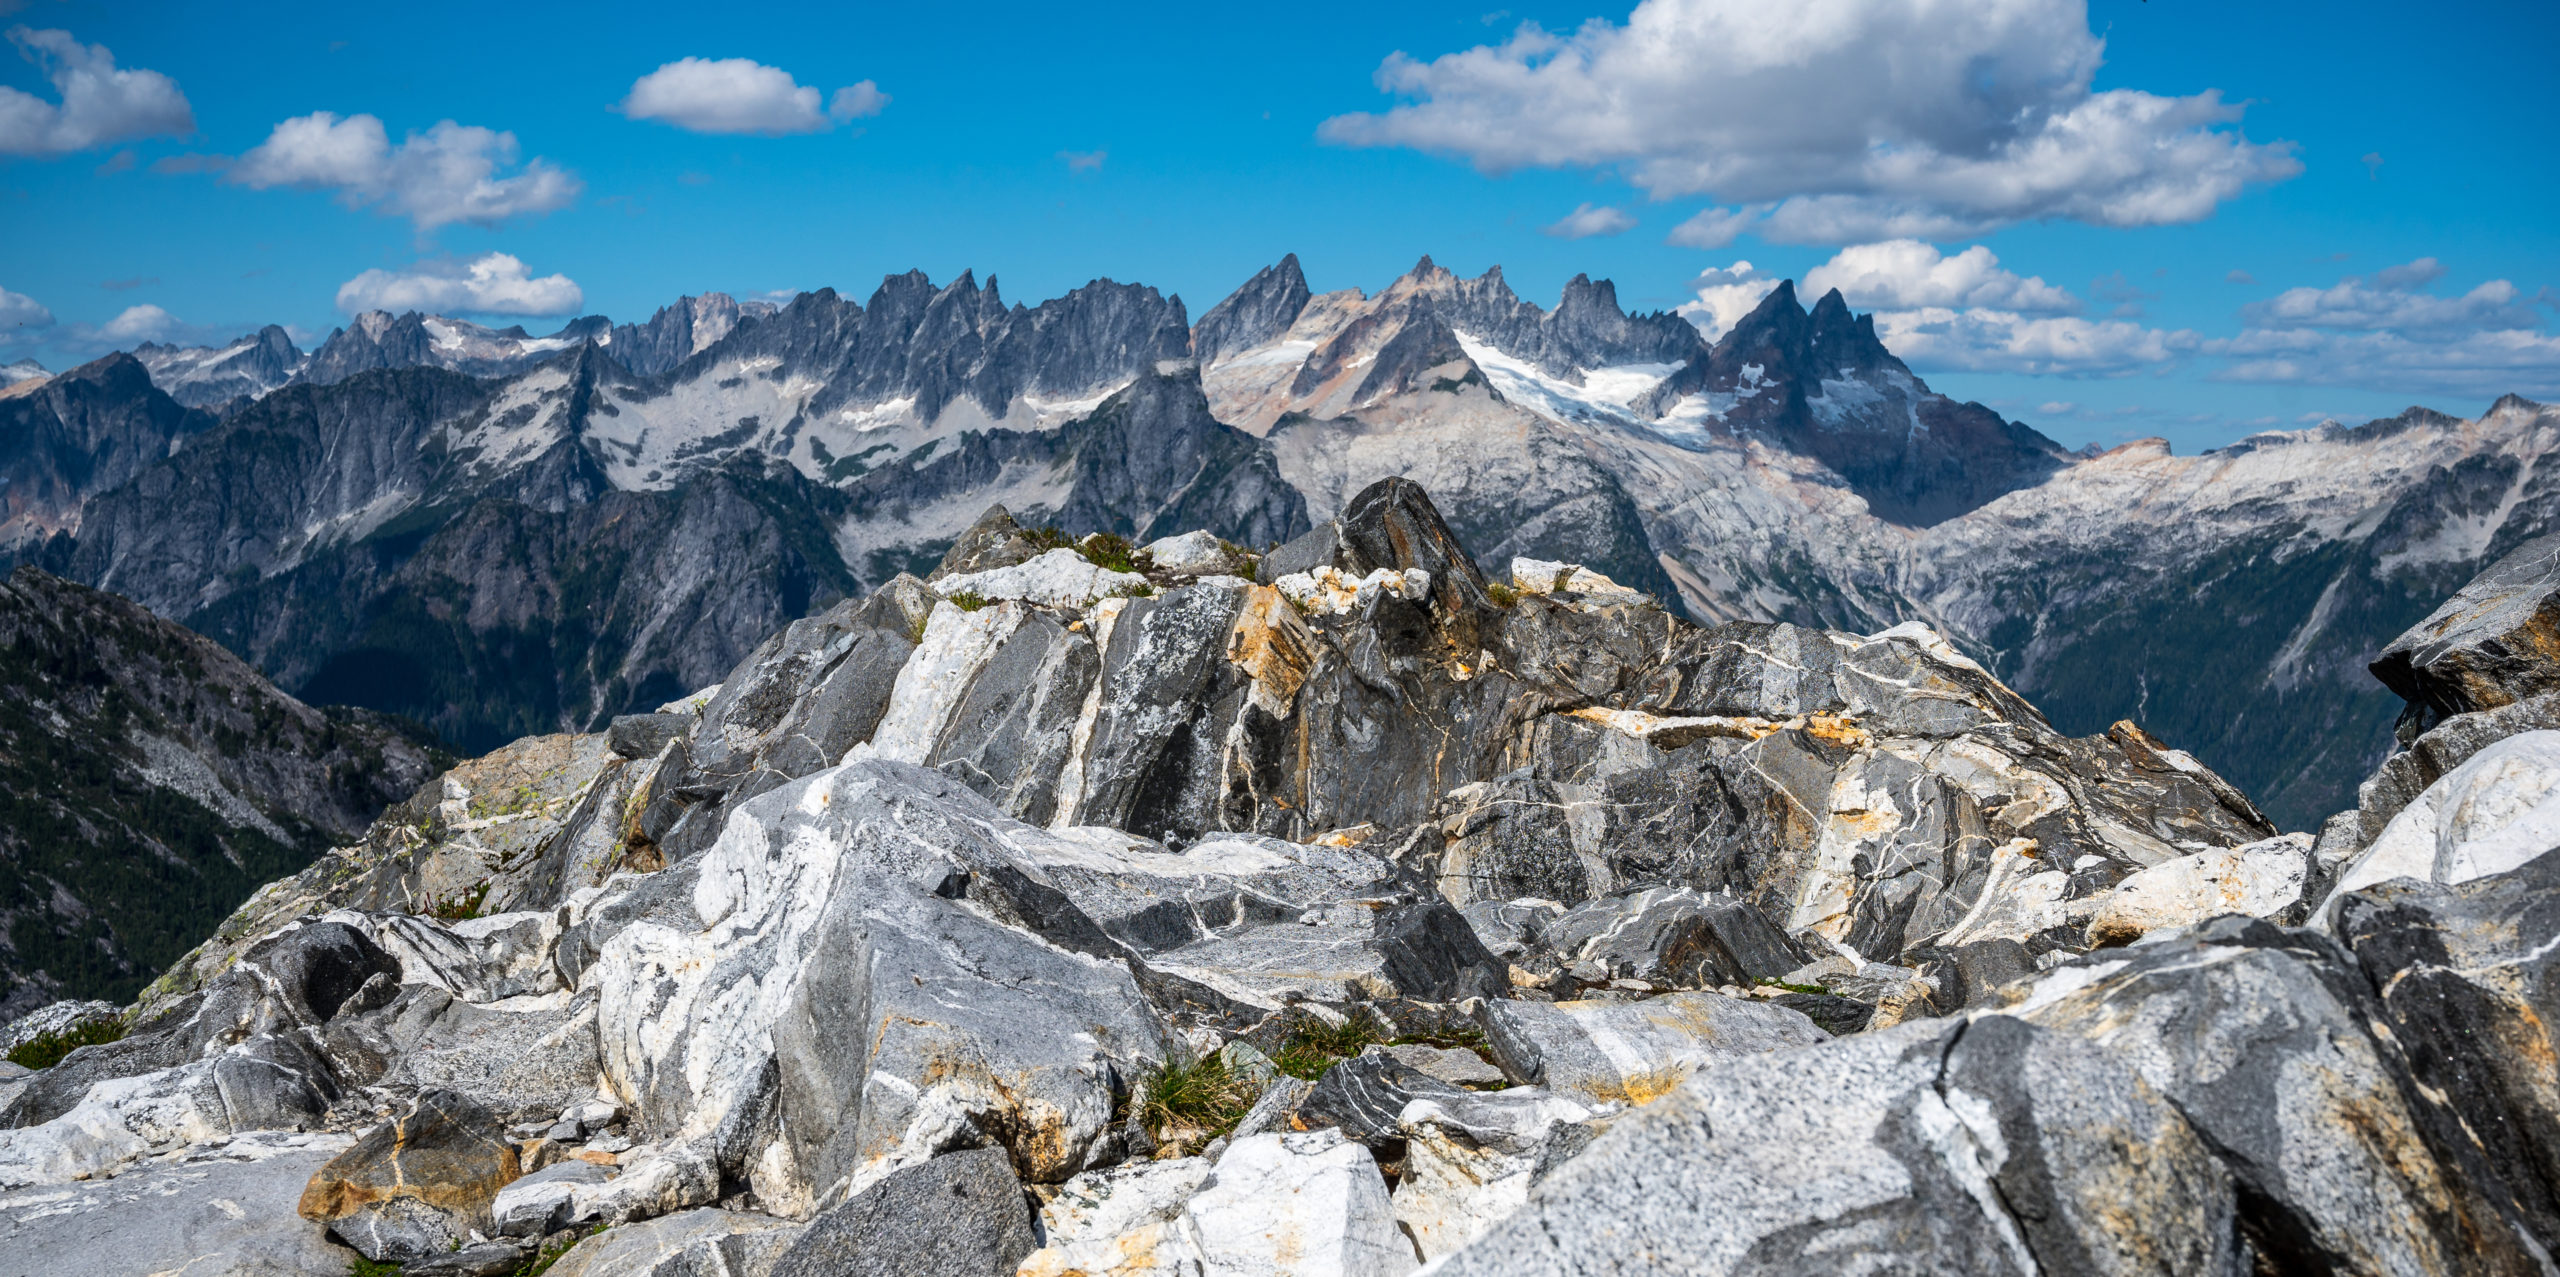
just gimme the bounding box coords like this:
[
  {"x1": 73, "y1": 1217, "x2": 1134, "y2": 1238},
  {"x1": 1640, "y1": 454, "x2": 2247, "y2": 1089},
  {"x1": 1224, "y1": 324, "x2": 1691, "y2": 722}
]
[
  {"x1": 1543, "y1": 202, "x2": 1636, "y2": 238},
  {"x1": 1802, "y1": 240, "x2": 2078, "y2": 314},
  {"x1": 1877, "y1": 307, "x2": 2198, "y2": 377},
  {"x1": 1666, "y1": 205, "x2": 1761, "y2": 249},
  {"x1": 0, "y1": 26, "x2": 193, "y2": 156},
  {"x1": 228, "y1": 112, "x2": 581, "y2": 231},
  {"x1": 0, "y1": 283, "x2": 53, "y2": 337},
  {"x1": 2210, "y1": 260, "x2": 2560, "y2": 398},
  {"x1": 334, "y1": 253, "x2": 584, "y2": 316},
  {"x1": 619, "y1": 58, "x2": 886, "y2": 135},
  {"x1": 2243, "y1": 262, "x2": 2537, "y2": 334},
  {"x1": 96, "y1": 302, "x2": 180, "y2": 343},
  {"x1": 1674, "y1": 260, "x2": 1779, "y2": 340},
  {"x1": 1320, "y1": 0, "x2": 2299, "y2": 244},
  {"x1": 830, "y1": 81, "x2": 889, "y2": 121}
]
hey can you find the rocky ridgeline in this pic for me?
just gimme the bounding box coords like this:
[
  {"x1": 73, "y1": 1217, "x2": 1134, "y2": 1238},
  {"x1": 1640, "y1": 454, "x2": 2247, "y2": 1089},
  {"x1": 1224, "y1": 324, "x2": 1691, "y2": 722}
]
[{"x1": 6, "y1": 480, "x2": 2560, "y2": 1275}]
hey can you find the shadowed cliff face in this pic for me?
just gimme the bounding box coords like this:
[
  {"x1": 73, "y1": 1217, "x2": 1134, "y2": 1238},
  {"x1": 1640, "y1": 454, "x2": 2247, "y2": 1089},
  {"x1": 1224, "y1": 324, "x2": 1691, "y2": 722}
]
[{"x1": 0, "y1": 566, "x2": 439, "y2": 1009}]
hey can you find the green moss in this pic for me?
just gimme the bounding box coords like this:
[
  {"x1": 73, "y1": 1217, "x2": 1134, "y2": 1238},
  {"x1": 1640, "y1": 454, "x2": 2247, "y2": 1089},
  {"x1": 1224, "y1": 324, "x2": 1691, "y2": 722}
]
[
  {"x1": 7, "y1": 1017, "x2": 127, "y2": 1070},
  {"x1": 348, "y1": 1258, "x2": 403, "y2": 1277},
  {"x1": 1273, "y1": 1011, "x2": 1388, "y2": 1081}
]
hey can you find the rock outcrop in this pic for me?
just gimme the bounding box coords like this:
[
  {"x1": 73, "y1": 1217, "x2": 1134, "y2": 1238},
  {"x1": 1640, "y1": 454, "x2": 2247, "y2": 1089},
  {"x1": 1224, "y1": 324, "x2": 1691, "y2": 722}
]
[{"x1": 11, "y1": 479, "x2": 2560, "y2": 1274}]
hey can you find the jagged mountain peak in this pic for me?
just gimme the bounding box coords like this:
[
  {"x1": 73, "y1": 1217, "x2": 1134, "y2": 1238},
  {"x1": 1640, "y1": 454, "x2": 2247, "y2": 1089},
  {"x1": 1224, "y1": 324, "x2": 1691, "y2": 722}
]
[{"x1": 1193, "y1": 254, "x2": 1314, "y2": 366}]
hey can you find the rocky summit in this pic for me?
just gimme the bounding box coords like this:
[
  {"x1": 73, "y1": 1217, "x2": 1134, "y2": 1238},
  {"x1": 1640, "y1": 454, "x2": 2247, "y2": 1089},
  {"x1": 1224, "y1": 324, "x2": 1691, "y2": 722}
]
[{"x1": 9, "y1": 477, "x2": 2560, "y2": 1275}]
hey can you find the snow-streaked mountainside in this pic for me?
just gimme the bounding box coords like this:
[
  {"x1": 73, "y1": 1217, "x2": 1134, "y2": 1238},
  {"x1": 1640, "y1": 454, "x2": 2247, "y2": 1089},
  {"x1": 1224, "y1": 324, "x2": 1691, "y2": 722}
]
[{"x1": 24, "y1": 255, "x2": 2559, "y2": 825}]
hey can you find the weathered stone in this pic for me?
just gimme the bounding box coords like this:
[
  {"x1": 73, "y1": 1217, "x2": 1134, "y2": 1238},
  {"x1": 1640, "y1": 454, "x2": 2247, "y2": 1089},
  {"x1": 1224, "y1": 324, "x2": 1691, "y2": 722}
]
[
  {"x1": 2085, "y1": 832, "x2": 2313, "y2": 946},
  {"x1": 1537, "y1": 886, "x2": 1808, "y2": 989},
  {"x1": 404, "y1": 1239, "x2": 539, "y2": 1276},
  {"x1": 1362, "y1": 1043, "x2": 1504, "y2": 1088},
  {"x1": 355, "y1": 985, "x2": 601, "y2": 1124},
  {"x1": 2326, "y1": 730, "x2": 2560, "y2": 915},
  {"x1": 545, "y1": 1206, "x2": 802, "y2": 1277},
  {"x1": 931, "y1": 504, "x2": 1044, "y2": 580},
  {"x1": 1182, "y1": 1128, "x2": 1414, "y2": 1277},
  {"x1": 2019, "y1": 918, "x2": 2539, "y2": 1274},
  {"x1": 1229, "y1": 1075, "x2": 1315, "y2": 1142},
  {"x1": 1510, "y1": 557, "x2": 1644, "y2": 603},
  {"x1": 0, "y1": 1000, "x2": 120, "y2": 1056},
  {"x1": 2372, "y1": 529, "x2": 2560, "y2": 742},
  {"x1": 1456, "y1": 898, "x2": 1563, "y2": 958},
  {"x1": 0, "y1": 1130, "x2": 356, "y2": 1276},
  {"x1": 1824, "y1": 962, "x2": 1942, "y2": 1029},
  {"x1": 766, "y1": 1147, "x2": 1037, "y2": 1277},
  {"x1": 610, "y1": 712, "x2": 692, "y2": 760},
  {"x1": 1144, "y1": 529, "x2": 1237, "y2": 576},
  {"x1": 2338, "y1": 846, "x2": 2560, "y2": 1257},
  {"x1": 938, "y1": 547, "x2": 1149, "y2": 607},
  {"x1": 1475, "y1": 992, "x2": 1827, "y2": 1104},
  {"x1": 1036, "y1": 1156, "x2": 1214, "y2": 1249},
  {"x1": 298, "y1": 1089, "x2": 520, "y2": 1261},
  {"x1": 1299, "y1": 1051, "x2": 1465, "y2": 1150},
  {"x1": 1433, "y1": 1016, "x2": 2236, "y2": 1277},
  {"x1": 493, "y1": 1158, "x2": 616, "y2": 1236},
  {"x1": 1391, "y1": 1087, "x2": 1602, "y2": 1260}
]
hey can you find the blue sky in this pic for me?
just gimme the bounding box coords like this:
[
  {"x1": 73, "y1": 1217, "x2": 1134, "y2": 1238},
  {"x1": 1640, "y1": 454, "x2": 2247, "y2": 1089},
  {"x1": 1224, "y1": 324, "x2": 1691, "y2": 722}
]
[{"x1": 3, "y1": 0, "x2": 2554, "y2": 452}]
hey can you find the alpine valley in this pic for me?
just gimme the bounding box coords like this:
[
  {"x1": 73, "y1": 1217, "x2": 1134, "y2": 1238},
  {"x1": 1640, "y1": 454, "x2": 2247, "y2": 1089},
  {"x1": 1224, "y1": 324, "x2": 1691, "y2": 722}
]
[{"x1": 8, "y1": 254, "x2": 2551, "y2": 838}]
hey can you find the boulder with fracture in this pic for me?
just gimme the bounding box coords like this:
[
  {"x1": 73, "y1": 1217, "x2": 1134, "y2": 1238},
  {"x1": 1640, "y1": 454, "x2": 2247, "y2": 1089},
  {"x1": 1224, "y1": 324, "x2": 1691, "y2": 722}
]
[
  {"x1": 2323, "y1": 730, "x2": 2560, "y2": 913},
  {"x1": 541, "y1": 1205, "x2": 801, "y2": 1277},
  {"x1": 0, "y1": 1130, "x2": 357, "y2": 1277},
  {"x1": 766, "y1": 1147, "x2": 1037, "y2": 1277},
  {"x1": 1180, "y1": 1128, "x2": 1416, "y2": 1277},
  {"x1": 1474, "y1": 992, "x2": 1827, "y2": 1105},
  {"x1": 1533, "y1": 886, "x2": 1807, "y2": 988},
  {"x1": 2019, "y1": 916, "x2": 2549, "y2": 1274},
  {"x1": 2371, "y1": 529, "x2": 2560, "y2": 743},
  {"x1": 1393, "y1": 1087, "x2": 1604, "y2": 1261},
  {"x1": 1434, "y1": 1014, "x2": 2238, "y2": 1276},
  {"x1": 2082, "y1": 831, "x2": 2313, "y2": 945},
  {"x1": 296, "y1": 1089, "x2": 521, "y2": 1263},
  {"x1": 1018, "y1": 1157, "x2": 1215, "y2": 1277},
  {"x1": 2337, "y1": 847, "x2": 2560, "y2": 1258}
]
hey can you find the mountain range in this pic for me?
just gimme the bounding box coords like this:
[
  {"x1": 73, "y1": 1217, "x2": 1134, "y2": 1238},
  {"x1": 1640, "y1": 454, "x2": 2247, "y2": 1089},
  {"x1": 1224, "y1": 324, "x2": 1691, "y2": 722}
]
[{"x1": 6, "y1": 254, "x2": 2551, "y2": 828}]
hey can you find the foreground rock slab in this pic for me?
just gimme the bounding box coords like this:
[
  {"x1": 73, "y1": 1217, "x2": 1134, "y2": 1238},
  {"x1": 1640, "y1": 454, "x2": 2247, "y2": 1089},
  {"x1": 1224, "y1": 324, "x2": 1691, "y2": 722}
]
[
  {"x1": 1475, "y1": 992, "x2": 1826, "y2": 1104},
  {"x1": 1182, "y1": 1128, "x2": 1415, "y2": 1277},
  {"x1": 0, "y1": 1131, "x2": 355, "y2": 1277},
  {"x1": 767, "y1": 1147, "x2": 1036, "y2": 1277}
]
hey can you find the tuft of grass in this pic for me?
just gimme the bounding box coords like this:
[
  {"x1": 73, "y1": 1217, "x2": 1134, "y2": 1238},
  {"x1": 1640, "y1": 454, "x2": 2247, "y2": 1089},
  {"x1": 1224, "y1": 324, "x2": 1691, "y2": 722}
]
[
  {"x1": 426, "y1": 880, "x2": 491, "y2": 923},
  {"x1": 8, "y1": 1017, "x2": 127, "y2": 1070},
  {"x1": 1077, "y1": 532, "x2": 1154, "y2": 575},
  {"x1": 1485, "y1": 582, "x2": 1520, "y2": 608},
  {"x1": 1103, "y1": 582, "x2": 1156, "y2": 600},
  {"x1": 1219, "y1": 540, "x2": 1261, "y2": 583},
  {"x1": 1757, "y1": 977, "x2": 1831, "y2": 996},
  {"x1": 1020, "y1": 526, "x2": 1076, "y2": 553},
  {"x1": 1137, "y1": 1051, "x2": 1263, "y2": 1143},
  {"x1": 946, "y1": 590, "x2": 993, "y2": 612},
  {"x1": 1273, "y1": 1011, "x2": 1388, "y2": 1081},
  {"x1": 349, "y1": 1259, "x2": 403, "y2": 1277}
]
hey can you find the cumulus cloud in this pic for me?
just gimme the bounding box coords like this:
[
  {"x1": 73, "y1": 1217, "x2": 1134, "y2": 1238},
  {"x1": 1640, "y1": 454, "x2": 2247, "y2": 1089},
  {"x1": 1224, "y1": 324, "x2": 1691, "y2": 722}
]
[
  {"x1": 1802, "y1": 240, "x2": 2078, "y2": 314},
  {"x1": 2212, "y1": 260, "x2": 2560, "y2": 398},
  {"x1": 1543, "y1": 203, "x2": 1636, "y2": 238},
  {"x1": 1877, "y1": 308, "x2": 2198, "y2": 377},
  {"x1": 2242, "y1": 261, "x2": 2541, "y2": 335},
  {"x1": 0, "y1": 26, "x2": 193, "y2": 156},
  {"x1": 1320, "y1": 0, "x2": 2299, "y2": 244},
  {"x1": 1674, "y1": 261, "x2": 1779, "y2": 340},
  {"x1": 0, "y1": 283, "x2": 54, "y2": 337},
  {"x1": 95, "y1": 303, "x2": 180, "y2": 343},
  {"x1": 334, "y1": 253, "x2": 584, "y2": 316},
  {"x1": 619, "y1": 57, "x2": 887, "y2": 135},
  {"x1": 228, "y1": 112, "x2": 581, "y2": 231}
]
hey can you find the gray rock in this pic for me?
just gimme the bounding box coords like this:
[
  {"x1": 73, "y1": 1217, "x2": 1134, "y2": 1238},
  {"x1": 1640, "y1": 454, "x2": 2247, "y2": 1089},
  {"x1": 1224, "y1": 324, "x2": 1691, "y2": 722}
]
[
  {"x1": 1363, "y1": 1042, "x2": 1504, "y2": 1087},
  {"x1": 493, "y1": 1158, "x2": 616, "y2": 1236},
  {"x1": 298, "y1": 1089, "x2": 521, "y2": 1262},
  {"x1": 1228, "y1": 1075, "x2": 1314, "y2": 1142},
  {"x1": 1182, "y1": 1128, "x2": 1413, "y2": 1277},
  {"x1": 1299, "y1": 1051, "x2": 1465, "y2": 1150},
  {"x1": 610, "y1": 712, "x2": 693, "y2": 759},
  {"x1": 767, "y1": 1147, "x2": 1037, "y2": 1277},
  {"x1": 2372, "y1": 529, "x2": 2560, "y2": 743},
  {"x1": 1434, "y1": 1015, "x2": 2235, "y2": 1277},
  {"x1": 0, "y1": 1131, "x2": 358, "y2": 1277},
  {"x1": 1537, "y1": 886, "x2": 1808, "y2": 988},
  {"x1": 2020, "y1": 918, "x2": 2539, "y2": 1274},
  {"x1": 0, "y1": 1000, "x2": 121, "y2": 1056},
  {"x1": 2338, "y1": 846, "x2": 2560, "y2": 1258},
  {"x1": 1457, "y1": 897, "x2": 1564, "y2": 958},
  {"x1": 1475, "y1": 991, "x2": 1827, "y2": 1104},
  {"x1": 545, "y1": 1206, "x2": 802, "y2": 1277},
  {"x1": 403, "y1": 1239, "x2": 536, "y2": 1276},
  {"x1": 1392, "y1": 1087, "x2": 1603, "y2": 1259},
  {"x1": 357, "y1": 985, "x2": 602, "y2": 1125}
]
